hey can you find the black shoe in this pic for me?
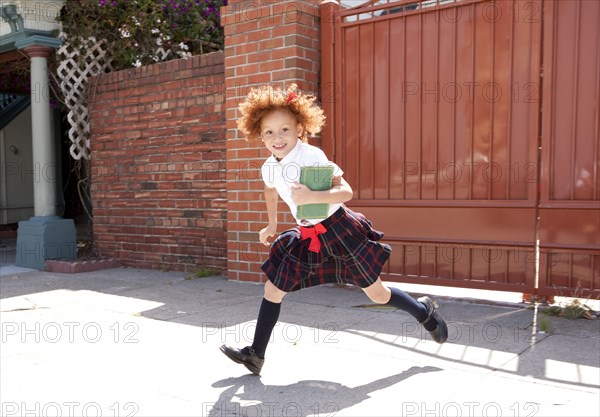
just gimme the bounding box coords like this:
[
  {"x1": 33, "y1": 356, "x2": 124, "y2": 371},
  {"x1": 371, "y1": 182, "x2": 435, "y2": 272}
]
[
  {"x1": 220, "y1": 345, "x2": 264, "y2": 375},
  {"x1": 418, "y1": 296, "x2": 448, "y2": 344}
]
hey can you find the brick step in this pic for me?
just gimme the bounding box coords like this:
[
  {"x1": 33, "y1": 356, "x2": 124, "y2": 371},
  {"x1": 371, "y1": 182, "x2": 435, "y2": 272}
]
[{"x1": 45, "y1": 259, "x2": 122, "y2": 274}]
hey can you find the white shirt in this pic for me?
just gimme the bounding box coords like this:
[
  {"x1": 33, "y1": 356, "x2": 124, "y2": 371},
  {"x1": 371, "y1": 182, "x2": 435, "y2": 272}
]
[{"x1": 261, "y1": 140, "x2": 344, "y2": 225}]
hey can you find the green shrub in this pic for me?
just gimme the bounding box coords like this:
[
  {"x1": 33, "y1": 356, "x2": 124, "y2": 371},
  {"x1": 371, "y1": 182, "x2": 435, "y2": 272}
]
[{"x1": 58, "y1": 0, "x2": 226, "y2": 70}]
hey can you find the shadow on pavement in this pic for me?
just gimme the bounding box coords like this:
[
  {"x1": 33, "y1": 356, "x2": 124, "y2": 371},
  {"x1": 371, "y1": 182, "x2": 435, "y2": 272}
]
[
  {"x1": 205, "y1": 366, "x2": 442, "y2": 417},
  {"x1": 1, "y1": 271, "x2": 598, "y2": 390}
]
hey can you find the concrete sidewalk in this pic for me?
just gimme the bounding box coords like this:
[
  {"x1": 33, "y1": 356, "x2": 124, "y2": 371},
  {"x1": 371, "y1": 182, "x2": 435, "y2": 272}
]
[{"x1": 1, "y1": 266, "x2": 599, "y2": 417}]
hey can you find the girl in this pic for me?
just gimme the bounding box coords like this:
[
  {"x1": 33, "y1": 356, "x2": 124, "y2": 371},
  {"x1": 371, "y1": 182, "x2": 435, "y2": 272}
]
[{"x1": 221, "y1": 84, "x2": 448, "y2": 375}]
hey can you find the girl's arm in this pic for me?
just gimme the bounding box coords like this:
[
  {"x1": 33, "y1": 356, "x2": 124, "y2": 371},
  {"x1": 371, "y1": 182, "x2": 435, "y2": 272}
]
[
  {"x1": 259, "y1": 186, "x2": 279, "y2": 246},
  {"x1": 291, "y1": 176, "x2": 353, "y2": 206}
]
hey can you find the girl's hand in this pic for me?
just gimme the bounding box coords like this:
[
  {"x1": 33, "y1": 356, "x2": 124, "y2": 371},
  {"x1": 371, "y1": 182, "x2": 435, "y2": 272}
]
[
  {"x1": 259, "y1": 224, "x2": 277, "y2": 246},
  {"x1": 290, "y1": 182, "x2": 314, "y2": 205}
]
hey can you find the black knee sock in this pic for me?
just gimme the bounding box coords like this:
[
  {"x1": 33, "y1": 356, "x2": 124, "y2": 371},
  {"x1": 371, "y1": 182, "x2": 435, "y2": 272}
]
[
  {"x1": 249, "y1": 298, "x2": 281, "y2": 359},
  {"x1": 386, "y1": 287, "x2": 428, "y2": 322}
]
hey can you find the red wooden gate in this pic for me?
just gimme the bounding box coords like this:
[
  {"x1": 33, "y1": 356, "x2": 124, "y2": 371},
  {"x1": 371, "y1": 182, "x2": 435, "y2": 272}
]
[
  {"x1": 537, "y1": 0, "x2": 600, "y2": 298},
  {"x1": 320, "y1": 0, "x2": 599, "y2": 298}
]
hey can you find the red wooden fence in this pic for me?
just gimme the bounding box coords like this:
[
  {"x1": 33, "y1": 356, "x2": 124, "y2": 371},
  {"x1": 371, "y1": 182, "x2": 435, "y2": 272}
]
[{"x1": 321, "y1": 0, "x2": 599, "y2": 298}]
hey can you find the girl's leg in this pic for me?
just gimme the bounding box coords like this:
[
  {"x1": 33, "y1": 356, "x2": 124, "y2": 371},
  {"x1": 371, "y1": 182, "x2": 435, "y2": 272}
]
[
  {"x1": 264, "y1": 278, "x2": 287, "y2": 303},
  {"x1": 362, "y1": 278, "x2": 427, "y2": 319},
  {"x1": 362, "y1": 278, "x2": 448, "y2": 343},
  {"x1": 251, "y1": 280, "x2": 286, "y2": 357},
  {"x1": 220, "y1": 280, "x2": 287, "y2": 375}
]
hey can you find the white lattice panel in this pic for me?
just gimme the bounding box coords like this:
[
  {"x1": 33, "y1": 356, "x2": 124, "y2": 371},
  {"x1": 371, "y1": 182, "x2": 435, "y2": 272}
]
[
  {"x1": 56, "y1": 34, "x2": 113, "y2": 160},
  {"x1": 56, "y1": 32, "x2": 175, "y2": 160}
]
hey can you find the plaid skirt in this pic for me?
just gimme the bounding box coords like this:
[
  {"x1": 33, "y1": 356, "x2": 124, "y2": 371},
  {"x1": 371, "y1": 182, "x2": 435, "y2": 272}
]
[{"x1": 261, "y1": 205, "x2": 392, "y2": 292}]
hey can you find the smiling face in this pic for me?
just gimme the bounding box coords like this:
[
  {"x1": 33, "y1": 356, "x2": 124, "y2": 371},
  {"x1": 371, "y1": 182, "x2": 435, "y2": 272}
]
[{"x1": 260, "y1": 109, "x2": 303, "y2": 159}]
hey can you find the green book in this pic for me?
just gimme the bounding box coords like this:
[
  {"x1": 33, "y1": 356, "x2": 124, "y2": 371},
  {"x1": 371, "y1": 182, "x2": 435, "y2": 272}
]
[{"x1": 296, "y1": 165, "x2": 335, "y2": 219}]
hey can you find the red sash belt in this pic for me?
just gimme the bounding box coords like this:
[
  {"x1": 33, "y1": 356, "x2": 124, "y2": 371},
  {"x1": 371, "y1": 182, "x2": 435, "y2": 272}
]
[{"x1": 300, "y1": 223, "x2": 327, "y2": 253}]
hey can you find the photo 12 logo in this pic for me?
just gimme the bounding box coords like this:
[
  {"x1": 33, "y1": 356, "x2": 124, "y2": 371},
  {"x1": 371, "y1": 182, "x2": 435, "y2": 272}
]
[
  {"x1": 1, "y1": 401, "x2": 139, "y2": 417},
  {"x1": 201, "y1": 321, "x2": 340, "y2": 345},
  {"x1": 401, "y1": 401, "x2": 540, "y2": 417},
  {"x1": 203, "y1": 400, "x2": 339, "y2": 417},
  {"x1": 1, "y1": 321, "x2": 140, "y2": 344}
]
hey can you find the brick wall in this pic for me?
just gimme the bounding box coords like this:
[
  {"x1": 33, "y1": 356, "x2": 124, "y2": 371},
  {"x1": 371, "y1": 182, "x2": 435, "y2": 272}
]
[
  {"x1": 221, "y1": 0, "x2": 322, "y2": 282},
  {"x1": 89, "y1": 52, "x2": 227, "y2": 272}
]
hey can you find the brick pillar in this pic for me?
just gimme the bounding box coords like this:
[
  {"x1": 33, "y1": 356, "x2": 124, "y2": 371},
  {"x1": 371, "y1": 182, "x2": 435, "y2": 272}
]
[{"x1": 221, "y1": 0, "x2": 321, "y2": 282}]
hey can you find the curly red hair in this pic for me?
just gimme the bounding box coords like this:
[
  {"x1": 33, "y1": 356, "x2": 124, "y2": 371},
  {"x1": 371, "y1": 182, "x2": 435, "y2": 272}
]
[{"x1": 237, "y1": 84, "x2": 326, "y2": 143}]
